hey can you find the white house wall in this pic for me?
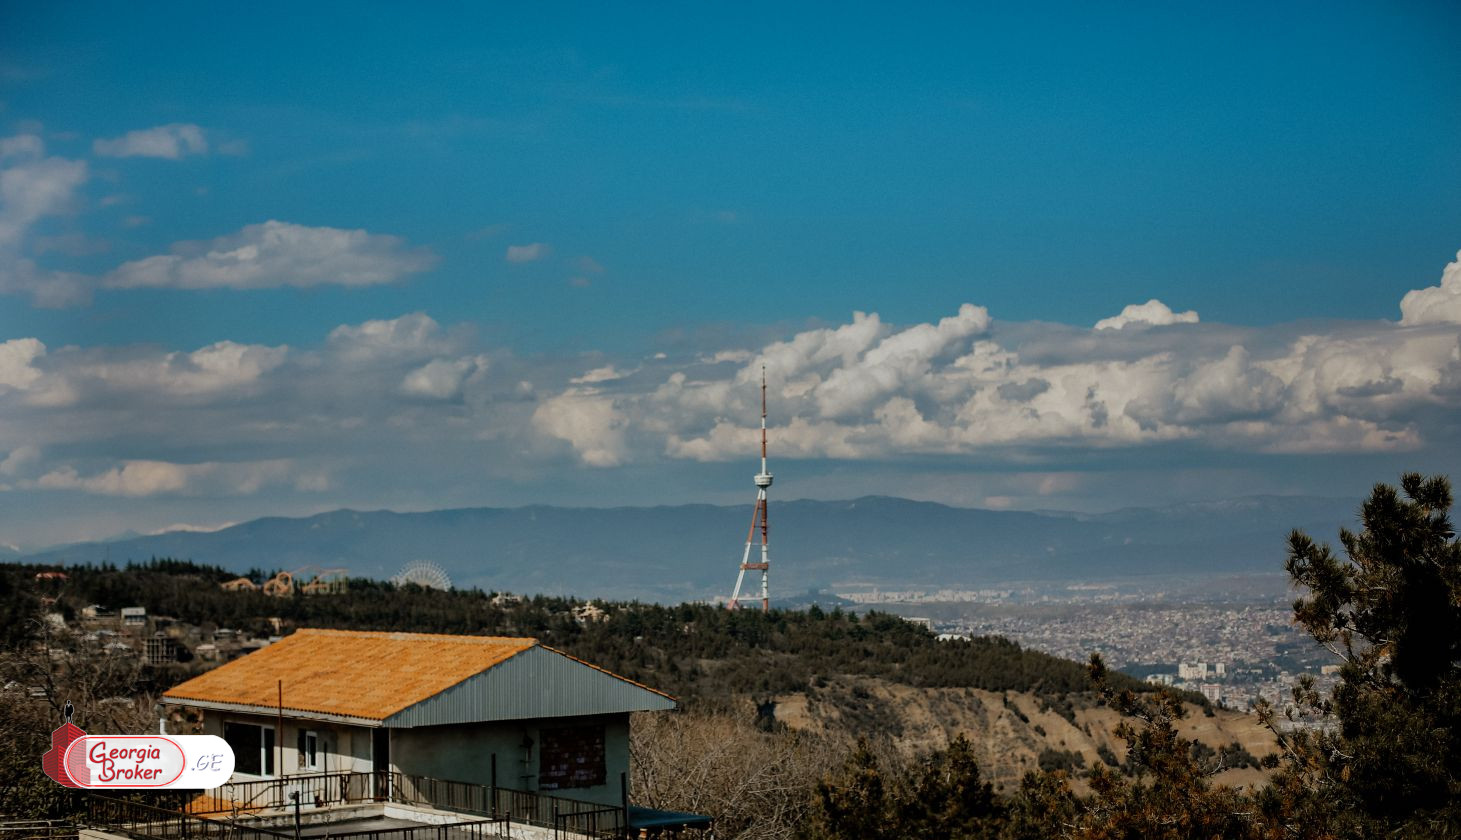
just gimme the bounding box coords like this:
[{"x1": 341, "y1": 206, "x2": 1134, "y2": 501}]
[{"x1": 201, "y1": 712, "x2": 373, "y2": 780}]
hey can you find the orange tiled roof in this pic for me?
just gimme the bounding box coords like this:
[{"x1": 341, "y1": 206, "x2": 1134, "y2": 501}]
[{"x1": 163, "y1": 629, "x2": 537, "y2": 721}]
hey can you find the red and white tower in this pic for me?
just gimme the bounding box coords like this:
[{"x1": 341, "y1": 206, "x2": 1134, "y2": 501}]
[{"x1": 728, "y1": 367, "x2": 773, "y2": 611}]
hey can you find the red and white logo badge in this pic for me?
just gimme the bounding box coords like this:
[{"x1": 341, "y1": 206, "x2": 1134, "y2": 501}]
[
  {"x1": 65, "y1": 736, "x2": 186, "y2": 787},
  {"x1": 41, "y1": 709, "x2": 234, "y2": 790}
]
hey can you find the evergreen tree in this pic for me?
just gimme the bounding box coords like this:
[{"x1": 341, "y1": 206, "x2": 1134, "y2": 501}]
[{"x1": 1272, "y1": 472, "x2": 1461, "y2": 838}]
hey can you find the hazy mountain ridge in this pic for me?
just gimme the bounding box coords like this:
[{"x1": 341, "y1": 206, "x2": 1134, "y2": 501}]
[{"x1": 14, "y1": 494, "x2": 1361, "y2": 601}]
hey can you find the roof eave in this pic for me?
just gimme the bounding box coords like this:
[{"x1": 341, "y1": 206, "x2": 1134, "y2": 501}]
[{"x1": 161, "y1": 695, "x2": 384, "y2": 728}]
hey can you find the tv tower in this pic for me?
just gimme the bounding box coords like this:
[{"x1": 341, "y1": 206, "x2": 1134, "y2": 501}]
[{"x1": 728, "y1": 366, "x2": 773, "y2": 611}]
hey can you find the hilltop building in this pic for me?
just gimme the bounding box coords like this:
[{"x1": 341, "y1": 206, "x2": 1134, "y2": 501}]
[{"x1": 83, "y1": 628, "x2": 708, "y2": 840}]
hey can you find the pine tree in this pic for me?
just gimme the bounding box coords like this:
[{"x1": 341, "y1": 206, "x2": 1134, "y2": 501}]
[{"x1": 1272, "y1": 473, "x2": 1461, "y2": 838}]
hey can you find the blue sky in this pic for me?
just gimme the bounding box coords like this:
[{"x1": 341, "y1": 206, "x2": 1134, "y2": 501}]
[{"x1": 1, "y1": 2, "x2": 1460, "y2": 549}]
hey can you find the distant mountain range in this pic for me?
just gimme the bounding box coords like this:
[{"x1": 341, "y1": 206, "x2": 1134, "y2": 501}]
[{"x1": 11, "y1": 494, "x2": 1364, "y2": 602}]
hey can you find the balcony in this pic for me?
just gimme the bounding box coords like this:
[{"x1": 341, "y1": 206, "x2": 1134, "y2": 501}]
[{"x1": 81, "y1": 770, "x2": 707, "y2": 840}]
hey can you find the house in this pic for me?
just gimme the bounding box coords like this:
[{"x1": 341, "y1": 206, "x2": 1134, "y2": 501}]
[{"x1": 161, "y1": 629, "x2": 676, "y2": 810}]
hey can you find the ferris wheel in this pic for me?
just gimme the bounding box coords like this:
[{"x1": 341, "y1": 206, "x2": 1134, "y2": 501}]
[{"x1": 391, "y1": 559, "x2": 452, "y2": 591}]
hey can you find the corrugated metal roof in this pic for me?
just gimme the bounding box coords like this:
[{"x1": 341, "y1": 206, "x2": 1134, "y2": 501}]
[
  {"x1": 163, "y1": 628, "x2": 674, "y2": 726},
  {"x1": 387, "y1": 645, "x2": 675, "y2": 726}
]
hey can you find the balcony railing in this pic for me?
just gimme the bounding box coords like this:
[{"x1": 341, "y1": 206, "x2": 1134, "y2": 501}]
[
  {"x1": 0, "y1": 819, "x2": 75, "y2": 840},
  {"x1": 91, "y1": 770, "x2": 623, "y2": 840},
  {"x1": 86, "y1": 797, "x2": 510, "y2": 840}
]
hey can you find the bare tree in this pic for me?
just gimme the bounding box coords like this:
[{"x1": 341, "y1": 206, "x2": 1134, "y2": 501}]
[
  {"x1": 631, "y1": 706, "x2": 838, "y2": 840},
  {"x1": 0, "y1": 610, "x2": 155, "y2": 818}
]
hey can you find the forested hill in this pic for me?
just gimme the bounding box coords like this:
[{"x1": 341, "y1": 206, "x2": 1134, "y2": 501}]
[{"x1": 6, "y1": 559, "x2": 1160, "y2": 706}]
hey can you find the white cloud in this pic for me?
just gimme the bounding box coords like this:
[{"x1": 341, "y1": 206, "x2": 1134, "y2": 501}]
[
  {"x1": 6, "y1": 249, "x2": 1461, "y2": 547},
  {"x1": 328, "y1": 312, "x2": 454, "y2": 363},
  {"x1": 0, "y1": 445, "x2": 40, "y2": 476},
  {"x1": 505, "y1": 242, "x2": 549, "y2": 263},
  {"x1": 0, "y1": 337, "x2": 45, "y2": 390},
  {"x1": 401, "y1": 356, "x2": 486, "y2": 400},
  {"x1": 3, "y1": 339, "x2": 288, "y2": 412},
  {"x1": 62, "y1": 341, "x2": 288, "y2": 401},
  {"x1": 34, "y1": 458, "x2": 296, "y2": 497},
  {"x1": 103, "y1": 220, "x2": 437, "y2": 290},
  {"x1": 37, "y1": 461, "x2": 195, "y2": 496},
  {"x1": 0, "y1": 134, "x2": 43, "y2": 160},
  {"x1": 1094, "y1": 299, "x2": 1200, "y2": 330},
  {"x1": 570, "y1": 365, "x2": 631, "y2": 384},
  {"x1": 592, "y1": 255, "x2": 1461, "y2": 463},
  {"x1": 0, "y1": 144, "x2": 93, "y2": 305},
  {"x1": 0, "y1": 262, "x2": 91, "y2": 307},
  {"x1": 1399, "y1": 250, "x2": 1461, "y2": 326},
  {"x1": 92, "y1": 123, "x2": 208, "y2": 159},
  {"x1": 814, "y1": 303, "x2": 991, "y2": 418},
  {"x1": 532, "y1": 390, "x2": 628, "y2": 466},
  {"x1": 702, "y1": 349, "x2": 754, "y2": 365},
  {"x1": 758, "y1": 310, "x2": 885, "y2": 384}
]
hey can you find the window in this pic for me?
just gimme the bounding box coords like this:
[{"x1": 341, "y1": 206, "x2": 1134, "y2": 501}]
[
  {"x1": 538, "y1": 725, "x2": 606, "y2": 790},
  {"x1": 223, "y1": 722, "x2": 275, "y2": 776},
  {"x1": 297, "y1": 729, "x2": 319, "y2": 770}
]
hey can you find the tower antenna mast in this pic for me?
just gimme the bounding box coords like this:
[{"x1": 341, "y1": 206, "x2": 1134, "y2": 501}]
[{"x1": 729, "y1": 366, "x2": 773, "y2": 611}]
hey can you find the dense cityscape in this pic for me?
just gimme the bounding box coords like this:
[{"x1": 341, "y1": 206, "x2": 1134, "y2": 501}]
[{"x1": 839, "y1": 591, "x2": 1341, "y2": 714}]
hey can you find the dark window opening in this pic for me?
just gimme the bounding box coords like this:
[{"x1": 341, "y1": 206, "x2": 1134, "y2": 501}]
[
  {"x1": 298, "y1": 730, "x2": 319, "y2": 769},
  {"x1": 223, "y1": 722, "x2": 274, "y2": 776},
  {"x1": 538, "y1": 725, "x2": 606, "y2": 790}
]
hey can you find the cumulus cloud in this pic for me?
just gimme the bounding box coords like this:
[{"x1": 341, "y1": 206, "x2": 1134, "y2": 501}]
[
  {"x1": 103, "y1": 220, "x2": 437, "y2": 290},
  {"x1": 328, "y1": 312, "x2": 456, "y2": 363},
  {"x1": 814, "y1": 303, "x2": 991, "y2": 417},
  {"x1": 92, "y1": 123, "x2": 208, "y2": 159},
  {"x1": 401, "y1": 356, "x2": 486, "y2": 400},
  {"x1": 1399, "y1": 251, "x2": 1461, "y2": 326},
  {"x1": 7, "y1": 249, "x2": 1461, "y2": 548},
  {"x1": 566, "y1": 254, "x2": 1461, "y2": 464},
  {"x1": 1094, "y1": 299, "x2": 1200, "y2": 330},
  {"x1": 505, "y1": 242, "x2": 549, "y2": 263},
  {"x1": 0, "y1": 337, "x2": 45, "y2": 390},
  {"x1": 532, "y1": 389, "x2": 628, "y2": 466},
  {"x1": 40, "y1": 340, "x2": 288, "y2": 405}
]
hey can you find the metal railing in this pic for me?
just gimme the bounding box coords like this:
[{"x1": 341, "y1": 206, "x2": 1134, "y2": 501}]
[
  {"x1": 187, "y1": 772, "x2": 379, "y2": 817},
  {"x1": 95, "y1": 770, "x2": 623, "y2": 839},
  {"x1": 385, "y1": 772, "x2": 623, "y2": 838},
  {"x1": 0, "y1": 819, "x2": 74, "y2": 840},
  {"x1": 86, "y1": 797, "x2": 295, "y2": 840},
  {"x1": 550, "y1": 805, "x2": 622, "y2": 840},
  {"x1": 87, "y1": 796, "x2": 510, "y2": 840}
]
